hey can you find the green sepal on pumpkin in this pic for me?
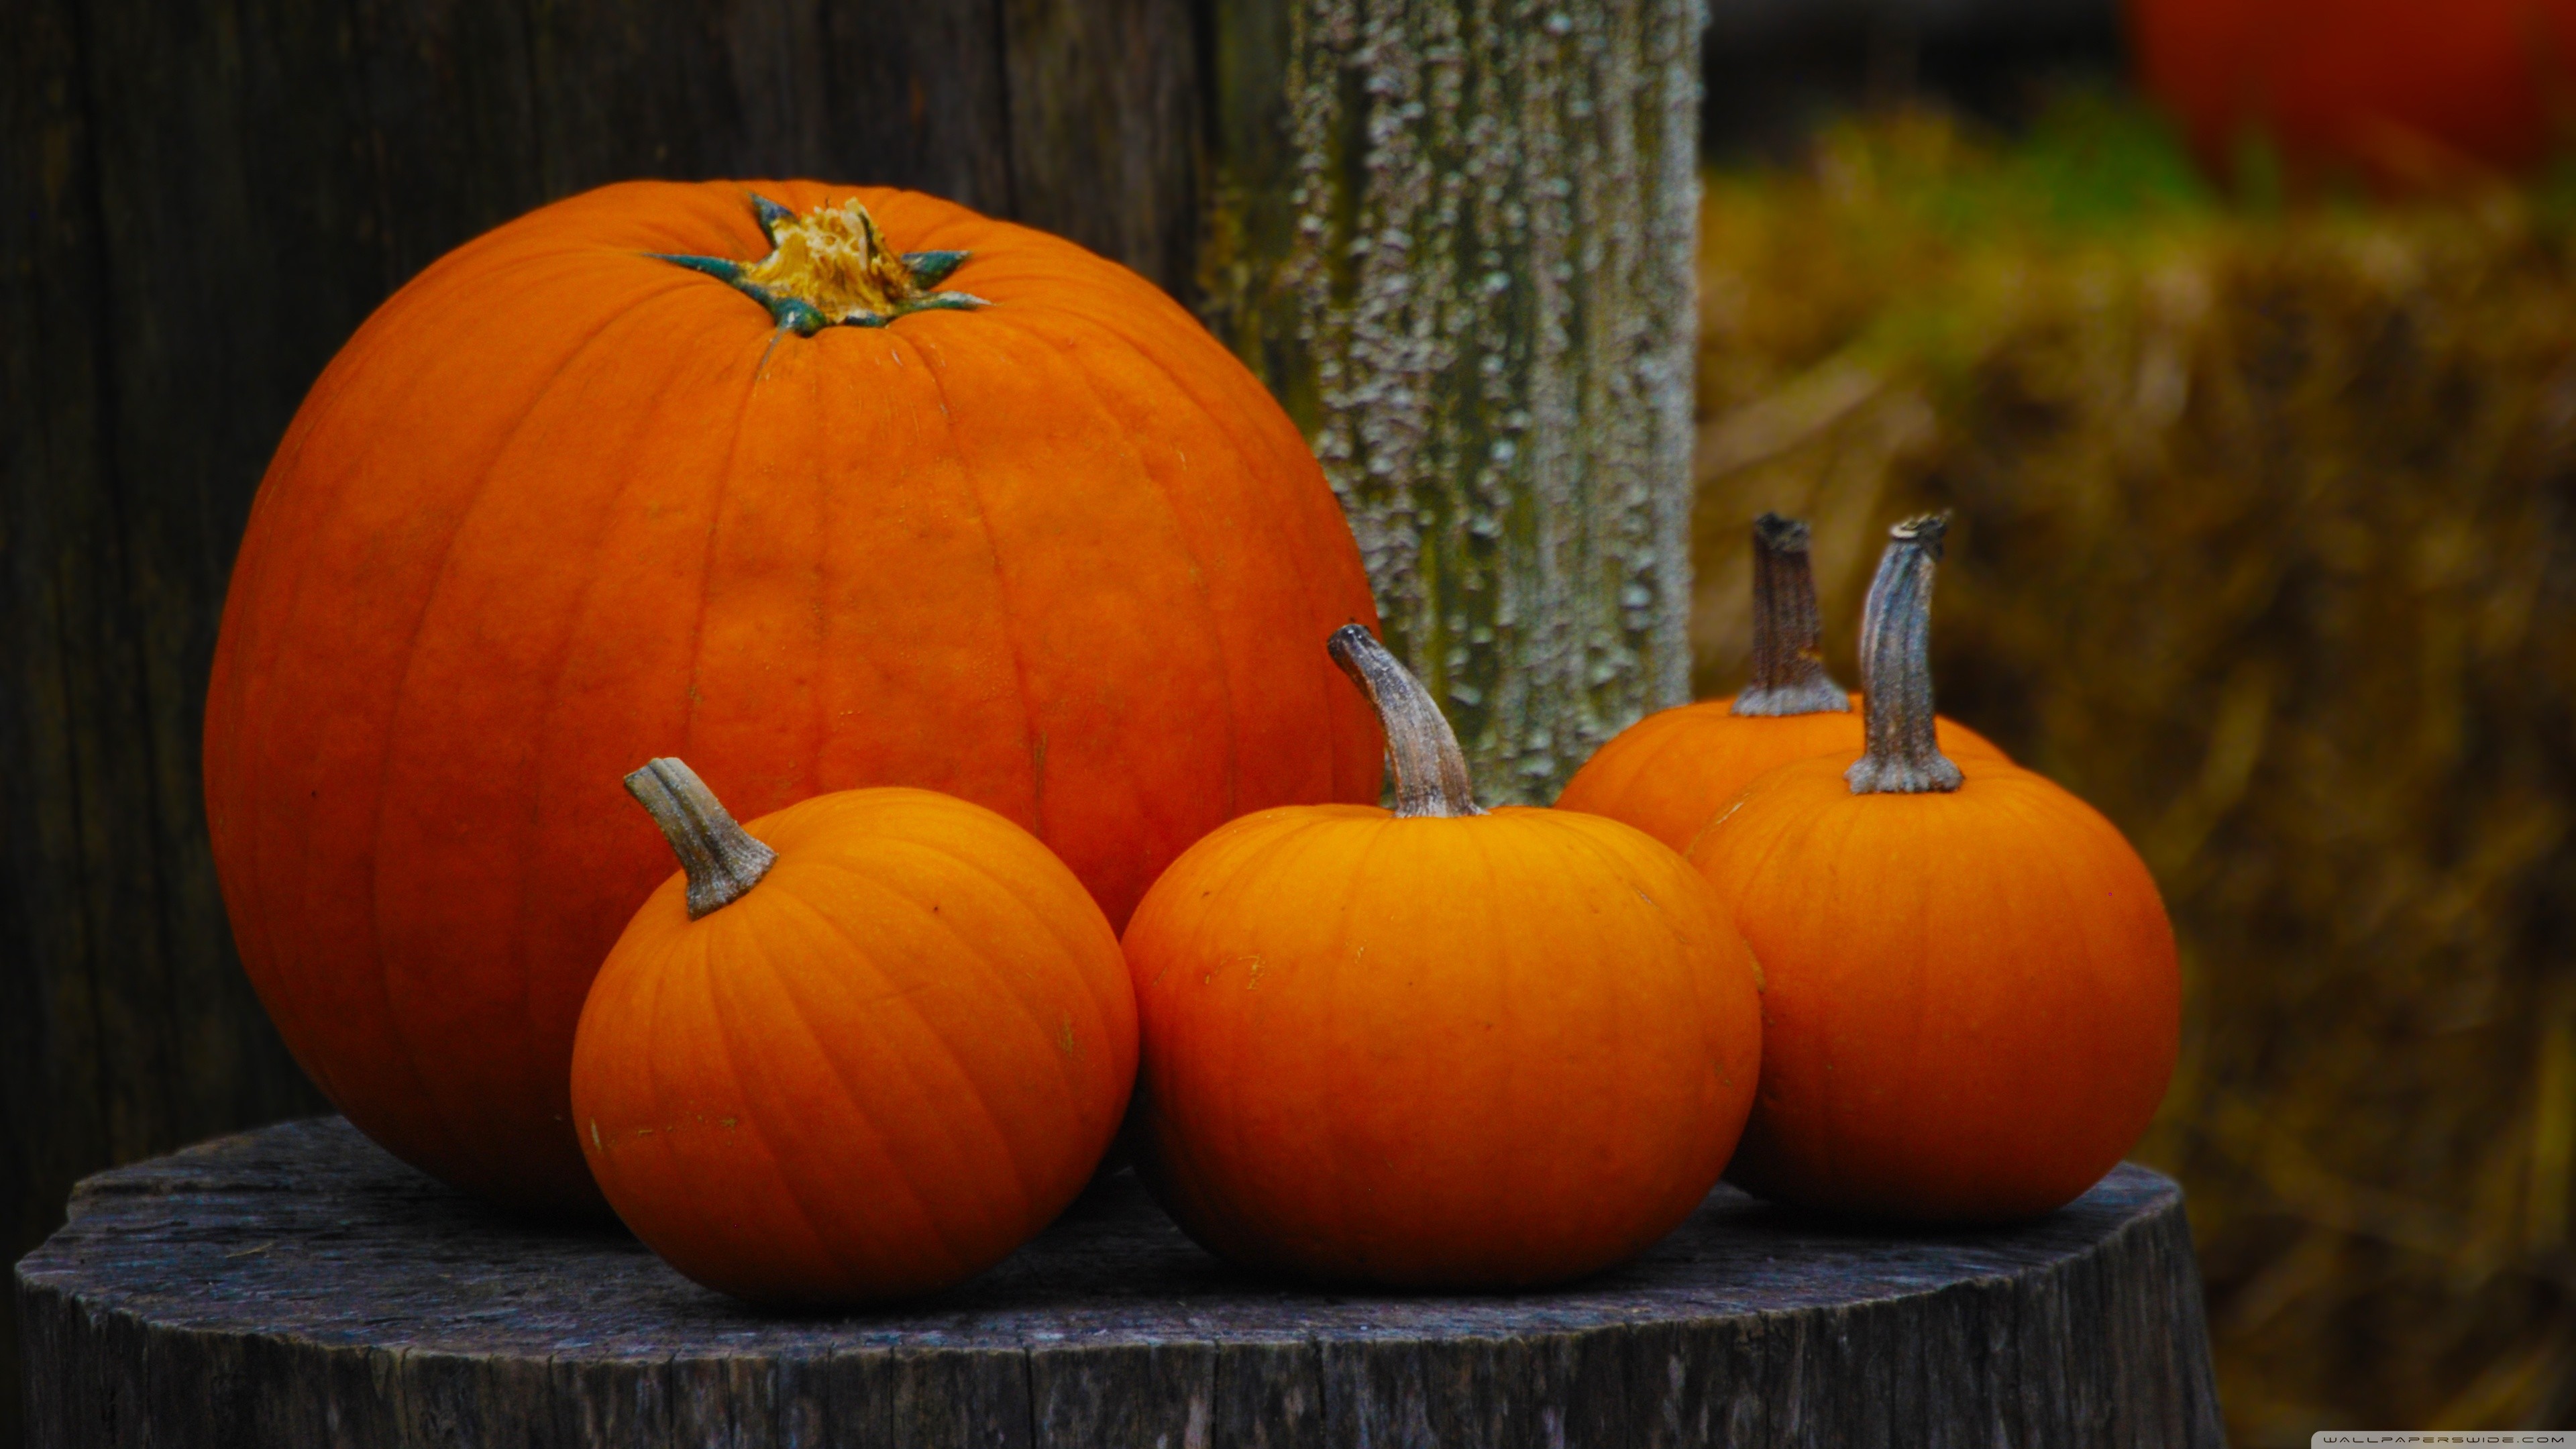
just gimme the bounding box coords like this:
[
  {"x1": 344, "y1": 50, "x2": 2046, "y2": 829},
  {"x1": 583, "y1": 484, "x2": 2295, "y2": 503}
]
[{"x1": 653, "y1": 191, "x2": 989, "y2": 335}]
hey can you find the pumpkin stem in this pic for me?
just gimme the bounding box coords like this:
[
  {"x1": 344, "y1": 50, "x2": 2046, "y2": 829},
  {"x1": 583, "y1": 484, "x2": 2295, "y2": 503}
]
[
  {"x1": 624, "y1": 758, "x2": 779, "y2": 919},
  {"x1": 652, "y1": 193, "x2": 989, "y2": 335},
  {"x1": 1328, "y1": 625, "x2": 1485, "y2": 819},
  {"x1": 1733, "y1": 513, "x2": 1850, "y2": 717},
  {"x1": 1846, "y1": 514, "x2": 1964, "y2": 795}
]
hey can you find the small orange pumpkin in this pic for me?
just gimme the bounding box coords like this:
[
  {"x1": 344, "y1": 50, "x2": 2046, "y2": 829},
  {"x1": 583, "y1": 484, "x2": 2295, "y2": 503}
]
[
  {"x1": 1556, "y1": 513, "x2": 2004, "y2": 853},
  {"x1": 1688, "y1": 517, "x2": 2179, "y2": 1222},
  {"x1": 572, "y1": 759, "x2": 1136, "y2": 1305},
  {"x1": 1122, "y1": 627, "x2": 1764, "y2": 1287}
]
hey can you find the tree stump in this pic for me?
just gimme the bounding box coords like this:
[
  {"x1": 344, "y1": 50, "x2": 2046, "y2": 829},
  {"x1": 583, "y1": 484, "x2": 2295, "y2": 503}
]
[{"x1": 15, "y1": 1118, "x2": 2222, "y2": 1447}]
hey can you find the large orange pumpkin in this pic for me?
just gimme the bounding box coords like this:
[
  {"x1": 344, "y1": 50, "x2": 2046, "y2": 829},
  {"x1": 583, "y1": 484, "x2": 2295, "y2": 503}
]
[
  {"x1": 1688, "y1": 517, "x2": 2179, "y2": 1221},
  {"x1": 203, "y1": 182, "x2": 1381, "y2": 1212},
  {"x1": 1122, "y1": 627, "x2": 1764, "y2": 1287},
  {"x1": 1556, "y1": 513, "x2": 2002, "y2": 853},
  {"x1": 2134, "y1": 0, "x2": 2576, "y2": 188},
  {"x1": 573, "y1": 759, "x2": 1134, "y2": 1305}
]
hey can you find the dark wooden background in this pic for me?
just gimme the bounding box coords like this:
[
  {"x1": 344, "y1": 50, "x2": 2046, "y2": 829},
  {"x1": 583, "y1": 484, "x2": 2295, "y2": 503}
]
[{"x1": 0, "y1": 0, "x2": 2116, "y2": 1442}]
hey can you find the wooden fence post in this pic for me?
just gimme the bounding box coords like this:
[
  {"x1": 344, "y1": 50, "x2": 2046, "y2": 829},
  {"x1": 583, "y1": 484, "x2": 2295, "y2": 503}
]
[{"x1": 1201, "y1": 0, "x2": 1704, "y2": 802}]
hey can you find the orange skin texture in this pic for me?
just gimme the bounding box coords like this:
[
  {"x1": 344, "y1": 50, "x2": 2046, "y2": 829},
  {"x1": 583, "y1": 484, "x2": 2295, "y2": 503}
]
[
  {"x1": 1554, "y1": 695, "x2": 2007, "y2": 855},
  {"x1": 200, "y1": 180, "x2": 1379, "y2": 1211},
  {"x1": 1123, "y1": 804, "x2": 1765, "y2": 1288},
  {"x1": 1688, "y1": 753, "x2": 2180, "y2": 1222},
  {"x1": 572, "y1": 786, "x2": 1136, "y2": 1306},
  {"x1": 2135, "y1": 0, "x2": 2576, "y2": 186}
]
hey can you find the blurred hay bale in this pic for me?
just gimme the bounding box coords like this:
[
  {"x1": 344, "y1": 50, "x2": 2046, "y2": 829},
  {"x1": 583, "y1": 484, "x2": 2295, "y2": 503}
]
[{"x1": 1694, "y1": 103, "x2": 2576, "y2": 1444}]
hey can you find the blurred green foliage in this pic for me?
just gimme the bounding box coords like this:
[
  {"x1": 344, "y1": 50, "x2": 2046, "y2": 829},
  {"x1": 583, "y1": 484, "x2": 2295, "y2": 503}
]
[{"x1": 1693, "y1": 97, "x2": 2576, "y2": 1444}]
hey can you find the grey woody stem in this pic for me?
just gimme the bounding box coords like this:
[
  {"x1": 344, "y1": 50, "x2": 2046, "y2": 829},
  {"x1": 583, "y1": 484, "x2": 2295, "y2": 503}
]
[
  {"x1": 1845, "y1": 514, "x2": 1965, "y2": 795},
  {"x1": 1731, "y1": 512, "x2": 1850, "y2": 717},
  {"x1": 1328, "y1": 625, "x2": 1484, "y2": 818},
  {"x1": 624, "y1": 758, "x2": 779, "y2": 918}
]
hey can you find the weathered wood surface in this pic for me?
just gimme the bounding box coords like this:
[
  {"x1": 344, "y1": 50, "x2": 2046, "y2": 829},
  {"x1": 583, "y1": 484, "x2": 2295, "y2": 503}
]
[
  {"x1": 1201, "y1": 0, "x2": 1704, "y2": 804},
  {"x1": 0, "y1": 3, "x2": 1195, "y2": 1441},
  {"x1": 19, "y1": 1118, "x2": 2224, "y2": 1447}
]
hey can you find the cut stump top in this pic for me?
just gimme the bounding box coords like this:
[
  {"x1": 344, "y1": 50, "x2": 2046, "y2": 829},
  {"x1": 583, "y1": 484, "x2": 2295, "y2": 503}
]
[{"x1": 17, "y1": 1118, "x2": 2223, "y2": 1447}]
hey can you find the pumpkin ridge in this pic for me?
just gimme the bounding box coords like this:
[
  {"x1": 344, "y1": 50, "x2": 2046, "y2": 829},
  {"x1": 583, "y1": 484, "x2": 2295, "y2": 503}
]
[
  {"x1": 670, "y1": 314, "x2": 782, "y2": 768},
  {"x1": 1615, "y1": 710, "x2": 1697, "y2": 807},
  {"x1": 800, "y1": 333, "x2": 1040, "y2": 826},
  {"x1": 695, "y1": 876, "x2": 973, "y2": 1268},
  {"x1": 1022, "y1": 304, "x2": 1352, "y2": 785},
  {"x1": 1989, "y1": 769, "x2": 2138, "y2": 1177},
  {"x1": 1162, "y1": 812, "x2": 1349, "y2": 981},
  {"x1": 229, "y1": 245, "x2": 625, "y2": 751},
  {"x1": 631, "y1": 926, "x2": 743, "y2": 1260},
  {"x1": 1515, "y1": 816, "x2": 1613, "y2": 1251},
  {"x1": 1317, "y1": 815, "x2": 1407, "y2": 1257},
  {"x1": 1770, "y1": 777, "x2": 1874, "y2": 1201},
  {"x1": 1162, "y1": 820, "x2": 1283, "y2": 1269},
  {"x1": 2011, "y1": 776, "x2": 2115, "y2": 1183},
  {"x1": 783, "y1": 835, "x2": 1118, "y2": 1122},
  {"x1": 794, "y1": 336, "x2": 835, "y2": 810},
  {"x1": 1159, "y1": 813, "x2": 1357, "y2": 1259},
  {"x1": 1924, "y1": 777, "x2": 2057, "y2": 1202},
  {"x1": 1524, "y1": 814, "x2": 1723, "y2": 1253},
  {"x1": 354, "y1": 296, "x2": 664, "y2": 1177},
  {"x1": 1666, "y1": 712, "x2": 1773, "y2": 846},
  {"x1": 215, "y1": 278, "x2": 565, "y2": 1071},
  {"x1": 892, "y1": 328, "x2": 1051, "y2": 842},
  {"x1": 362, "y1": 285, "x2": 683, "y2": 740},
  {"x1": 756, "y1": 870, "x2": 1049, "y2": 1229},
  {"x1": 946, "y1": 288, "x2": 1260, "y2": 907},
  {"x1": 878, "y1": 822, "x2": 1132, "y2": 1091},
  {"x1": 523, "y1": 311, "x2": 816, "y2": 1114},
  {"x1": 996, "y1": 311, "x2": 1246, "y2": 819},
  {"x1": 745, "y1": 901, "x2": 1020, "y2": 1287},
  {"x1": 1896, "y1": 795, "x2": 1943, "y2": 1203},
  {"x1": 1474, "y1": 816, "x2": 1548, "y2": 1267},
  {"x1": 483, "y1": 299, "x2": 767, "y2": 1130},
  {"x1": 523, "y1": 334, "x2": 747, "y2": 930},
  {"x1": 1021, "y1": 299, "x2": 1371, "y2": 803},
  {"x1": 692, "y1": 920, "x2": 875, "y2": 1285},
  {"x1": 707, "y1": 885, "x2": 996, "y2": 1275},
  {"x1": 1252, "y1": 820, "x2": 1364, "y2": 1230},
  {"x1": 1550, "y1": 811, "x2": 1684, "y2": 942},
  {"x1": 1803, "y1": 799, "x2": 1871, "y2": 1205}
]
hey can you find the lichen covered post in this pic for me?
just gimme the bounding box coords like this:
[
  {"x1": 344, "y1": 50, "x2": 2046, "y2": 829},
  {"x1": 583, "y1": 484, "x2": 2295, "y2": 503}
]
[{"x1": 1201, "y1": 0, "x2": 1703, "y2": 802}]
